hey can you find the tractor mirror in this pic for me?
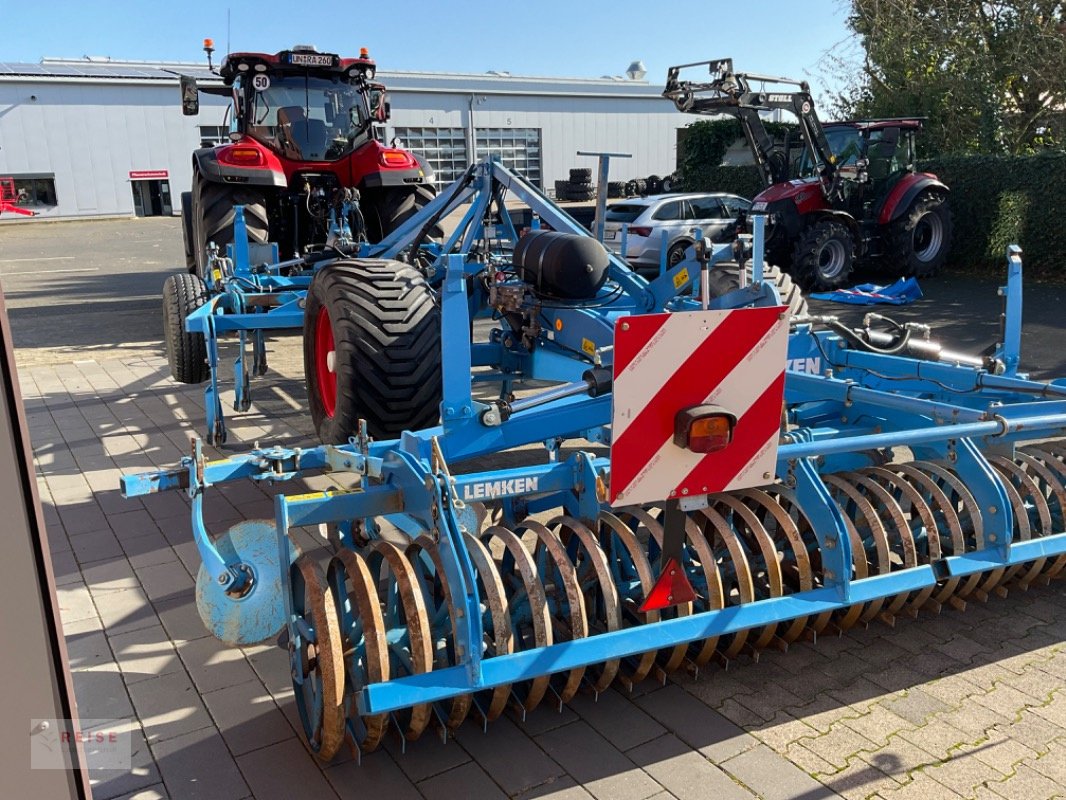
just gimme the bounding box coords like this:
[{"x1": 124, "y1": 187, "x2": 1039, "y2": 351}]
[
  {"x1": 180, "y1": 75, "x2": 200, "y2": 116},
  {"x1": 369, "y1": 85, "x2": 389, "y2": 122}
]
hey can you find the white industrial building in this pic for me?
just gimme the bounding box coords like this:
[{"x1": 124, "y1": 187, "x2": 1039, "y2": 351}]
[{"x1": 0, "y1": 57, "x2": 690, "y2": 220}]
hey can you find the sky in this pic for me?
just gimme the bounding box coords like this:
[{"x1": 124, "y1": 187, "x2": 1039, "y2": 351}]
[{"x1": 1, "y1": 0, "x2": 854, "y2": 91}]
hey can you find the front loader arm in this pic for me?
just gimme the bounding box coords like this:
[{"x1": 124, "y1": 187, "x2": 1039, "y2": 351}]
[{"x1": 665, "y1": 58, "x2": 840, "y2": 194}]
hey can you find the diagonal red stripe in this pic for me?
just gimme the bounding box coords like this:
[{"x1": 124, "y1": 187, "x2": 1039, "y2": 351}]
[
  {"x1": 678, "y1": 372, "x2": 785, "y2": 496},
  {"x1": 611, "y1": 307, "x2": 782, "y2": 499},
  {"x1": 613, "y1": 313, "x2": 670, "y2": 377}
]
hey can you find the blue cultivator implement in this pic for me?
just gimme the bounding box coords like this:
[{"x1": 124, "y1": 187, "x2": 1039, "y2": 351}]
[{"x1": 130, "y1": 159, "x2": 1066, "y2": 763}]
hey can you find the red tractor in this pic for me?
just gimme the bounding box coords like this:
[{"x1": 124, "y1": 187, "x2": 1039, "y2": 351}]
[
  {"x1": 178, "y1": 41, "x2": 435, "y2": 275},
  {"x1": 664, "y1": 59, "x2": 952, "y2": 290}
]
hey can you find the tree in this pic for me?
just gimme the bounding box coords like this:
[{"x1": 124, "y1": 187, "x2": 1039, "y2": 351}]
[{"x1": 836, "y1": 1, "x2": 1066, "y2": 155}]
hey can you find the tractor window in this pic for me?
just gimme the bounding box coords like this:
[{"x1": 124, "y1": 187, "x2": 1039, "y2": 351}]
[
  {"x1": 247, "y1": 75, "x2": 370, "y2": 162},
  {"x1": 798, "y1": 127, "x2": 862, "y2": 177}
]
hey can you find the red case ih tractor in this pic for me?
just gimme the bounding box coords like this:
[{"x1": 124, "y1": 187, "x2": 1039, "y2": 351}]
[
  {"x1": 178, "y1": 42, "x2": 435, "y2": 275},
  {"x1": 664, "y1": 59, "x2": 952, "y2": 290}
]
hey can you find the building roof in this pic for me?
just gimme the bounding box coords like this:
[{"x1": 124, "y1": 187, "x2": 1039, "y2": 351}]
[{"x1": 0, "y1": 58, "x2": 666, "y2": 98}]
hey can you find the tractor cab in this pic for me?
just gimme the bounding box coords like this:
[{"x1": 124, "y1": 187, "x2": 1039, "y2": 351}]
[
  {"x1": 219, "y1": 45, "x2": 383, "y2": 163},
  {"x1": 797, "y1": 120, "x2": 921, "y2": 216}
]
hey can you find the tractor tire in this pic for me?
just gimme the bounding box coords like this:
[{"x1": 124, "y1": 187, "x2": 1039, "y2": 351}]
[
  {"x1": 624, "y1": 180, "x2": 638, "y2": 197},
  {"x1": 884, "y1": 192, "x2": 952, "y2": 278},
  {"x1": 303, "y1": 259, "x2": 442, "y2": 444},
  {"x1": 646, "y1": 175, "x2": 663, "y2": 195},
  {"x1": 661, "y1": 175, "x2": 678, "y2": 193},
  {"x1": 192, "y1": 174, "x2": 269, "y2": 279},
  {"x1": 180, "y1": 191, "x2": 195, "y2": 273},
  {"x1": 635, "y1": 179, "x2": 648, "y2": 196},
  {"x1": 569, "y1": 167, "x2": 592, "y2": 182},
  {"x1": 554, "y1": 180, "x2": 569, "y2": 198},
  {"x1": 565, "y1": 188, "x2": 595, "y2": 202},
  {"x1": 162, "y1": 273, "x2": 209, "y2": 384},
  {"x1": 607, "y1": 181, "x2": 625, "y2": 198},
  {"x1": 790, "y1": 220, "x2": 855, "y2": 291},
  {"x1": 707, "y1": 263, "x2": 808, "y2": 317},
  {"x1": 362, "y1": 184, "x2": 438, "y2": 243}
]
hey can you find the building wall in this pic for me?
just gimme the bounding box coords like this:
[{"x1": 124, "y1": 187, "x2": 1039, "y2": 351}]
[
  {"x1": 0, "y1": 80, "x2": 226, "y2": 219},
  {"x1": 386, "y1": 91, "x2": 688, "y2": 185},
  {"x1": 0, "y1": 71, "x2": 689, "y2": 221}
]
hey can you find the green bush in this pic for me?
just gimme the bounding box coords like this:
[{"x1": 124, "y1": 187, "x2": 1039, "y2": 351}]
[
  {"x1": 682, "y1": 146, "x2": 1066, "y2": 279},
  {"x1": 920, "y1": 152, "x2": 1066, "y2": 278}
]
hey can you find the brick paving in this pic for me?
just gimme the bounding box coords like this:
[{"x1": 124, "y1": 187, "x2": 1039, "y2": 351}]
[{"x1": 29, "y1": 344, "x2": 1066, "y2": 800}]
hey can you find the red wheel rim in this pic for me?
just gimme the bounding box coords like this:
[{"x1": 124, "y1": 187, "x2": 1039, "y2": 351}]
[{"x1": 314, "y1": 307, "x2": 337, "y2": 418}]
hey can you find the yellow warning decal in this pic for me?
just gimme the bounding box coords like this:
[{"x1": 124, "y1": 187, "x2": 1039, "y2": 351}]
[
  {"x1": 673, "y1": 267, "x2": 690, "y2": 290},
  {"x1": 289, "y1": 491, "x2": 331, "y2": 502},
  {"x1": 581, "y1": 338, "x2": 597, "y2": 357}
]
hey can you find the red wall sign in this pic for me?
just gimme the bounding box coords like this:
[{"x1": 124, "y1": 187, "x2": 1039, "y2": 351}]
[{"x1": 129, "y1": 170, "x2": 169, "y2": 180}]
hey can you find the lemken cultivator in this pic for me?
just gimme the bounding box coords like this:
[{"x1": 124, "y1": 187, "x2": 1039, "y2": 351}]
[{"x1": 125, "y1": 159, "x2": 1066, "y2": 762}]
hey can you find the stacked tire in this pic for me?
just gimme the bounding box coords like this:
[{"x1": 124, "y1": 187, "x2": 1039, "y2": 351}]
[
  {"x1": 607, "y1": 181, "x2": 626, "y2": 199},
  {"x1": 562, "y1": 168, "x2": 595, "y2": 202}
]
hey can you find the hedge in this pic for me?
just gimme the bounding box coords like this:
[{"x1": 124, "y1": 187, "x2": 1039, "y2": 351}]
[{"x1": 681, "y1": 152, "x2": 1066, "y2": 279}]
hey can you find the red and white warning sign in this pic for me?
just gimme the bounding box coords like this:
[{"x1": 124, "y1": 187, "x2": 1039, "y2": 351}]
[{"x1": 609, "y1": 306, "x2": 788, "y2": 506}]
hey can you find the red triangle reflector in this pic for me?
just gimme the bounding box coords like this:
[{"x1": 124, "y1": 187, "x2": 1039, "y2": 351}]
[{"x1": 638, "y1": 557, "x2": 697, "y2": 612}]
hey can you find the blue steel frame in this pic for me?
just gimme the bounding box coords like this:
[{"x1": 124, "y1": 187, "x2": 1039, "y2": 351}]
[
  {"x1": 123, "y1": 226, "x2": 1066, "y2": 718},
  {"x1": 181, "y1": 159, "x2": 772, "y2": 444}
]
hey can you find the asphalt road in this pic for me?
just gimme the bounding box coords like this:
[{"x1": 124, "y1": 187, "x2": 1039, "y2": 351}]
[{"x1": 1, "y1": 215, "x2": 1064, "y2": 379}]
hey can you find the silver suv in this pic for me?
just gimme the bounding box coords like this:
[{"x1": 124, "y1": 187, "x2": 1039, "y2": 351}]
[{"x1": 602, "y1": 193, "x2": 751, "y2": 271}]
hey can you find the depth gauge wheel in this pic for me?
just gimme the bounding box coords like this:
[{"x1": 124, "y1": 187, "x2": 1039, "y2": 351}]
[
  {"x1": 162, "y1": 273, "x2": 209, "y2": 384},
  {"x1": 707, "y1": 263, "x2": 808, "y2": 317},
  {"x1": 303, "y1": 258, "x2": 442, "y2": 443}
]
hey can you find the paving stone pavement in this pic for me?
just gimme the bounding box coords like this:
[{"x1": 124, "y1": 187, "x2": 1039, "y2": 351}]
[{"x1": 28, "y1": 344, "x2": 1066, "y2": 800}]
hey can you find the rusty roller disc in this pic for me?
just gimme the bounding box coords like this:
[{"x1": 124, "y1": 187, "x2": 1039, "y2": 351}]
[
  {"x1": 839, "y1": 472, "x2": 931, "y2": 619},
  {"x1": 290, "y1": 554, "x2": 347, "y2": 762},
  {"x1": 887, "y1": 463, "x2": 974, "y2": 610},
  {"x1": 736, "y1": 488, "x2": 815, "y2": 643},
  {"x1": 1016, "y1": 448, "x2": 1066, "y2": 579},
  {"x1": 406, "y1": 535, "x2": 473, "y2": 730},
  {"x1": 712, "y1": 495, "x2": 786, "y2": 650},
  {"x1": 861, "y1": 466, "x2": 960, "y2": 613},
  {"x1": 617, "y1": 506, "x2": 707, "y2": 672},
  {"x1": 550, "y1": 516, "x2": 623, "y2": 693},
  {"x1": 481, "y1": 525, "x2": 552, "y2": 713},
  {"x1": 518, "y1": 520, "x2": 589, "y2": 704},
  {"x1": 597, "y1": 511, "x2": 659, "y2": 688},
  {"x1": 756, "y1": 486, "x2": 834, "y2": 636},
  {"x1": 327, "y1": 548, "x2": 390, "y2": 753},
  {"x1": 988, "y1": 457, "x2": 1046, "y2": 590},
  {"x1": 694, "y1": 506, "x2": 758, "y2": 661},
  {"x1": 365, "y1": 540, "x2": 434, "y2": 741},
  {"x1": 824, "y1": 475, "x2": 894, "y2": 624},
  {"x1": 909, "y1": 461, "x2": 1003, "y2": 601},
  {"x1": 462, "y1": 531, "x2": 514, "y2": 722}
]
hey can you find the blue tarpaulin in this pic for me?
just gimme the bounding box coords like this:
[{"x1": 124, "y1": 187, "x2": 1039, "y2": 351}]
[{"x1": 810, "y1": 277, "x2": 923, "y2": 306}]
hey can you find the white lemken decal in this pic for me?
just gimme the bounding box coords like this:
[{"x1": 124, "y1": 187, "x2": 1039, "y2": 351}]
[
  {"x1": 462, "y1": 476, "x2": 539, "y2": 500},
  {"x1": 787, "y1": 357, "x2": 822, "y2": 374}
]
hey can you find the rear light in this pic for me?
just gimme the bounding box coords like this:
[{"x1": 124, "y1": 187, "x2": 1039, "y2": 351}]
[
  {"x1": 628, "y1": 226, "x2": 653, "y2": 238},
  {"x1": 222, "y1": 146, "x2": 265, "y2": 166},
  {"x1": 674, "y1": 405, "x2": 736, "y2": 454},
  {"x1": 380, "y1": 150, "x2": 415, "y2": 168}
]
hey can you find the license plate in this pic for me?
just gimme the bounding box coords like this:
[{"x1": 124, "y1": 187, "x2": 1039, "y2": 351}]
[
  {"x1": 752, "y1": 201, "x2": 768, "y2": 212},
  {"x1": 604, "y1": 230, "x2": 617, "y2": 240},
  {"x1": 289, "y1": 53, "x2": 334, "y2": 66}
]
